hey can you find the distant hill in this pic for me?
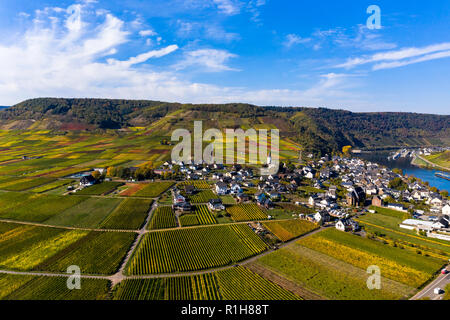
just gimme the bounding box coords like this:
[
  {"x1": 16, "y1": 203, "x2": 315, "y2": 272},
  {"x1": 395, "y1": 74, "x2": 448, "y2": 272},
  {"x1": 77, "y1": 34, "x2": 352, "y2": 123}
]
[{"x1": 0, "y1": 98, "x2": 448, "y2": 154}]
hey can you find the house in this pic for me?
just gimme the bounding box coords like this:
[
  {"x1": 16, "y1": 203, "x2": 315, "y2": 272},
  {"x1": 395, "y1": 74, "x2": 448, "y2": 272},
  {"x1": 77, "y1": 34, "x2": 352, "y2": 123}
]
[
  {"x1": 173, "y1": 202, "x2": 191, "y2": 212},
  {"x1": 314, "y1": 211, "x2": 330, "y2": 223},
  {"x1": 215, "y1": 182, "x2": 228, "y2": 195},
  {"x1": 208, "y1": 199, "x2": 225, "y2": 211},
  {"x1": 387, "y1": 203, "x2": 406, "y2": 212},
  {"x1": 80, "y1": 175, "x2": 96, "y2": 187},
  {"x1": 184, "y1": 185, "x2": 196, "y2": 195},
  {"x1": 372, "y1": 196, "x2": 383, "y2": 207},
  {"x1": 443, "y1": 205, "x2": 450, "y2": 216},
  {"x1": 268, "y1": 191, "x2": 281, "y2": 201},
  {"x1": 336, "y1": 219, "x2": 360, "y2": 232},
  {"x1": 237, "y1": 193, "x2": 251, "y2": 203},
  {"x1": 230, "y1": 183, "x2": 242, "y2": 195}
]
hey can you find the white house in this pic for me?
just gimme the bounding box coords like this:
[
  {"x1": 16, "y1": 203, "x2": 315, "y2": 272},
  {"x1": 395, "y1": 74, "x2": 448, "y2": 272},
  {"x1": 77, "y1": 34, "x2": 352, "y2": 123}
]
[
  {"x1": 443, "y1": 204, "x2": 450, "y2": 215},
  {"x1": 215, "y1": 182, "x2": 228, "y2": 195}
]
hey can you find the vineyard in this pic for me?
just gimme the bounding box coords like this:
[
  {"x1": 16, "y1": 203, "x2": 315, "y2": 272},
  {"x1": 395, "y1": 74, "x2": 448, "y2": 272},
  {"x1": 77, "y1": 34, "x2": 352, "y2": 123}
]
[
  {"x1": 178, "y1": 180, "x2": 211, "y2": 189},
  {"x1": 126, "y1": 224, "x2": 268, "y2": 274},
  {"x1": 0, "y1": 193, "x2": 87, "y2": 222},
  {"x1": 131, "y1": 182, "x2": 173, "y2": 198},
  {"x1": 148, "y1": 206, "x2": 177, "y2": 230},
  {"x1": 75, "y1": 182, "x2": 123, "y2": 195},
  {"x1": 0, "y1": 274, "x2": 111, "y2": 300},
  {"x1": 179, "y1": 214, "x2": 199, "y2": 227},
  {"x1": 100, "y1": 198, "x2": 153, "y2": 230},
  {"x1": 31, "y1": 179, "x2": 74, "y2": 193},
  {"x1": 33, "y1": 231, "x2": 136, "y2": 275},
  {"x1": 226, "y1": 203, "x2": 268, "y2": 222},
  {"x1": 188, "y1": 190, "x2": 217, "y2": 203},
  {"x1": 263, "y1": 219, "x2": 318, "y2": 242},
  {"x1": 179, "y1": 205, "x2": 217, "y2": 227},
  {"x1": 114, "y1": 266, "x2": 299, "y2": 300},
  {"x1": 0, "y1": 177, "x2": 56, "y2": 192}
]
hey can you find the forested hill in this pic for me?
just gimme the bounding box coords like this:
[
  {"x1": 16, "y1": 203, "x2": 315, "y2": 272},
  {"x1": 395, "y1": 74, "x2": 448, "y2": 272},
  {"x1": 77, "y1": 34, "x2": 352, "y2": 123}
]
[{"x1": 0, "y1": 98, "x2": 449, "y2": 154}]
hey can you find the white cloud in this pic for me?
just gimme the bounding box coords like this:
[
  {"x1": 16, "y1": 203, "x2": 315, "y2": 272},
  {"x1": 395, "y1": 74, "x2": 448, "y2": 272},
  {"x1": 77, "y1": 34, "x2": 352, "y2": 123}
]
[
  {"x1": 175, "y1": 49, "x2": 239, "y2": 72},
  {"x1": 337, "y1": 42, "x2": 450, "y2": 70},
  {"x1": 283, "y1": 34, "x2": 311, "y2": 48},
  {"x1": 0, "y1": 1, "x2": 366, "y2": 110},
  {"x1": 212, "y1": 0, "x2": 241, "y2": 15},
  {"x1": 139, "y1": 29, "x2": 157, "y2": 37},
  {"x1": 108, "y1": 45, "x2": 179, "y2": 67}
]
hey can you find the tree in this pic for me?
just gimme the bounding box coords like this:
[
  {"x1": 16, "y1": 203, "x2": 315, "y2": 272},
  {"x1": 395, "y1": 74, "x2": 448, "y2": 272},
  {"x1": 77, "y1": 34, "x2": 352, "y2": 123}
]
[
  {"x1": 91, "y1": 170, "x2": 101, "y2": 180},
  {"x1": 106, "y1": 166, "x2": 116, "y2": 177},
  {"x1": 440, "y1": 190, "x2": 449, "y2": 198}
]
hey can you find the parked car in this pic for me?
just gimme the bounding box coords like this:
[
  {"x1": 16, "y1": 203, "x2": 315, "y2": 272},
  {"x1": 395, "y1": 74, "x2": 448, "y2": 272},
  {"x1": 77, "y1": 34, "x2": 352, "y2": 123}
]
[
  {"x1": 434, "y1": 288, "x2": 444, "y2": 295},
  {"x1": 441, "y1": 269, "x2": 449, "y2": 275}
]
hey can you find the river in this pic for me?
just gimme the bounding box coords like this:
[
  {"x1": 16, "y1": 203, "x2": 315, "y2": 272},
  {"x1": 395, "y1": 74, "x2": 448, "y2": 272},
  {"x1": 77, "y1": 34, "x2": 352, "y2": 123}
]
[{"x1": 357, "y1": 152, "x2": 450, "y2": 192}]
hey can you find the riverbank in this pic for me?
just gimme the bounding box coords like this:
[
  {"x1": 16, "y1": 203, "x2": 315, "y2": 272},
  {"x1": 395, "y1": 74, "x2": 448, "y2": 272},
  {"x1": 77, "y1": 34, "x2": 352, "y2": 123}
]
[{"x1": 411, "y1": 155, "x2": 450, "y2": 173}]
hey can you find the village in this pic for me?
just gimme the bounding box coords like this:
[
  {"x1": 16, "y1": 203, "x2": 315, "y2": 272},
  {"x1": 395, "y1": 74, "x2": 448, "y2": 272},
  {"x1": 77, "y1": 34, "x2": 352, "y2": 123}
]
[{"x1": 139, "y1": 154, "x2": 450, "y2": 239}]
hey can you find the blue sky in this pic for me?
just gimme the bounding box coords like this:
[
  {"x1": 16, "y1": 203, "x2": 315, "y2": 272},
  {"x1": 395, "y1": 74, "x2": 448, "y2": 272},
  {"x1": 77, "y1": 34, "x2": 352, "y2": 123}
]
[{"x1": 0, "y1": 0, "x2": 449, "y2": 114}]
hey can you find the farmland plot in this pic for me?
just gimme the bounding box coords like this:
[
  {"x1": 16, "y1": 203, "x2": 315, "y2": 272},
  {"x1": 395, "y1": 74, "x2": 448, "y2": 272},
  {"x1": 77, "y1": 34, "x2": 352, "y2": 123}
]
[
  {"x1": 226, "y1": 203, "x2": 268, "y2": 222},
  {"x1": 0, "y1": 193, "x2": 87, "y2": 222},
  {"x1": 263, "y1": 219, "x2": 318, "y2": 242},
  {"x1": 113, "y1": 267, "x2": 298, "y2": 300},
  {"x1": 75, "y1": 182, "x2": 123, "y2": 195},
  {"x1": 131, "y1": 182, "x2": 173, "y2": 198},
  {"x1": 34, "y1": 231, "x2": 136, "y2": 275},
  {"x1": 0, "y1": 274, "x2": 111, "y2": 300},
  {"x1": 44, "y1": 197, "x2": 122, "y2": 228},
  {"x1": 100, "y1": 198, "x2": 153, "y2": 230},
  {"x1": 127, "y1": 224, "x2": 268, "y2": 274},
  {"x1": 148, "y1": 206, "x2": 177, "y2": 230}
]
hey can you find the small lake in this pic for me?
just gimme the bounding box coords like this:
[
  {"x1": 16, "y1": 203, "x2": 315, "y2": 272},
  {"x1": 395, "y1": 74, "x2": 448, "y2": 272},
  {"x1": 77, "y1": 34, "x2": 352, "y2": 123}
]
[{"x1": 357, "y1": 152, "x2": 450, "y2": 192}]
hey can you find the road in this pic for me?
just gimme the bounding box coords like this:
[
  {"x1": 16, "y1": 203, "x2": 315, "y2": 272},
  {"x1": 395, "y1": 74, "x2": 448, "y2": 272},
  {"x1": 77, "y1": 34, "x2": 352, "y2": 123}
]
[
  {"x1": 0, "y1": 220, "x2": 327, "y2": 286},
  {"x1": 411, "y1": 266, "x2": 450, "y2": 300}
]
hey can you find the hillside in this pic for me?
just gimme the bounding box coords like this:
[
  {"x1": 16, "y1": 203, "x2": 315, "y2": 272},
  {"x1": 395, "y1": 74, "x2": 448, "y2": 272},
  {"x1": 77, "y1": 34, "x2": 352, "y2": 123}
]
[{"x1": 0, "y1": 98, "x2": 448, "y2": 154}]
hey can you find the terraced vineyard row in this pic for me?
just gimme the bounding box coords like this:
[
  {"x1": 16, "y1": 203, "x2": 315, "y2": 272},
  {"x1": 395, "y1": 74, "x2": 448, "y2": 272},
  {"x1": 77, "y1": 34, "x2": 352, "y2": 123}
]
[
  {"x1": 127, "y1": 224, "x2": 268, "y2": 274},
  {"x1": 194, "y1": 205, "x2": 217, "y2": 225},
  {"x1": 179, "y1": 214, "x2": 199, "y2": 227},
  {"x1": 178, "y1": 180, "x2": 211, "y2": 189},
  {"x1": 188, "y1": 190, "x2": 217, "y2": 203},
  {"x1": 148, "y1": 206, "x2": 177, "y2": 230},
  {"x1": 100, "y1": 198, "x2": 152, "y2": 230},
  {"x1": 226, "y1": 203, "x2": 268, "y2": 222},
  {"x1": 0, "y1": 274, "x2": 111, "y2": 300},
  {"x1": 114, "y1": 267, "x2": 299, "y2": 300},
  {"x1": 263, "y1": 219, "x2": 319, "y2": 242}
]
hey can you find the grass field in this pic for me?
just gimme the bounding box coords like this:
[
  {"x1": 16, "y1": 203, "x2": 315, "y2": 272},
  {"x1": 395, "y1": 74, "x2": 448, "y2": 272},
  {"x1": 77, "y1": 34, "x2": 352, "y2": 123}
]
[
  {"x1": 358, "y1": 212, "x2": 450, "y2": 256},
  {"x1": 31, "y1": 179, "x2": 75, "y2": 193},
  {"x1": 263, "y1": 219, "x2": 319, "y2": 242},
  {"x1": 257, "y1": 243, "x2": 416, "y2": 300},
  {"x1": 127, "y1": 224, "x2": 268, "y2": 274},
  {"x1": 298, "y1": 228, "x2": 445, "y2": 288},
  {"x1": 114, "y1": 266, "x2": 299, "y2": 300},
  {"x1": 100, "y1": 198, "x2": 153, "y2": 230}
]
